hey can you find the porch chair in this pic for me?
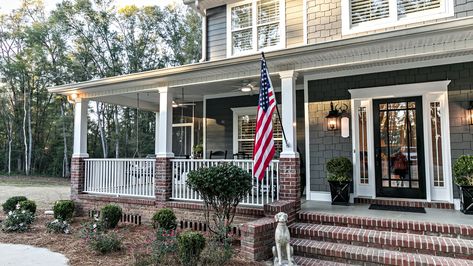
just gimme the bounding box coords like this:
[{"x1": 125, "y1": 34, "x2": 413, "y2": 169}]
[{"x1": 209, "y1": 150, "x2": 227, "y2": 159}]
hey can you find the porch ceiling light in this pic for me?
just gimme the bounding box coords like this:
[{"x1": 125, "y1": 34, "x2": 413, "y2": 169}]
[
  {"x1": 468, "y1": 101, "x2": 473, "y2": 125},
  {"x1": 172, "y1": 100, "x2": 179, "y2": 108},
  {"x1": 67, "y1": 93, "x2": 78, "y2": 104},
  {"x1": 241, "y1": 86, "x2": 252, "y2": 93},
  {"x1": 326, "y1": 102, "x2": 340, "y2": 131}
]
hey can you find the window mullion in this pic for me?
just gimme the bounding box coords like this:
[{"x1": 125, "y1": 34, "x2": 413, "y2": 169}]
[
  {"x1": 389, "y1": 0, "x2": 398, "y2": 22},
  {"x1": 253, "y1": 1, "x2": 258, "y2": 52}
]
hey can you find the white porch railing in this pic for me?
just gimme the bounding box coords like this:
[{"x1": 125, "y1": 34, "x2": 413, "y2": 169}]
[
  {"x1": 84, "y1": 159, "x2": 155, "y2": 198},
  {"x1": 170, "y1": 159, "x2": 279, "y2": 207}
]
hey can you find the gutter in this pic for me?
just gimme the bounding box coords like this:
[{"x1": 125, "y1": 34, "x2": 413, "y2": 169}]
[{"x1": 47, "y1": 16, "x2": 473, "y2": 93}]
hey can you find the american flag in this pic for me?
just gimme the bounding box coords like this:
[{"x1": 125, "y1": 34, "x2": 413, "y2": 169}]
[{"x1": 253, "y1": 54, "x2": 277, "y2": 181}]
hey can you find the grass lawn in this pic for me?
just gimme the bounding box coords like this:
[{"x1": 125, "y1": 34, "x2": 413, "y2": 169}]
[
  {"x1": 0, "y1": 175, "x2": 70, "y2": 187},
  {"x1": 0, "y1": 212, "x2": 263, "y2": 266}
]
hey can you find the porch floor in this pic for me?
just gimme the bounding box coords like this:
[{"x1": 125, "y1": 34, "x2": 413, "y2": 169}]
[{"x1": 301, "y1": 200, "x2": 473, "y2": 226}]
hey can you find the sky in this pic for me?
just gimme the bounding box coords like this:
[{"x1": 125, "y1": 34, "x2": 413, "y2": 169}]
[{"x1": 0, "y1": 0, "x2": 181, "y2": 14}]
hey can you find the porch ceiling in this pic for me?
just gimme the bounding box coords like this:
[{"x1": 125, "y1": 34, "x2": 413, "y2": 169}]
[{"x1": 48, "y1": 17, "x2": 473, "y2": 104}]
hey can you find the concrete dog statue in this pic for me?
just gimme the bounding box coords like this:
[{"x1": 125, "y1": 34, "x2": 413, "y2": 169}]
[{"x1": 272, "y1": 212, "x2": 296, "y2": 266}]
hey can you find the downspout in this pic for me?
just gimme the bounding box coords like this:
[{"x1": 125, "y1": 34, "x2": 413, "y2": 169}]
[{"x1": 195, "y1": 0, "x2": 207, "y2": 62}]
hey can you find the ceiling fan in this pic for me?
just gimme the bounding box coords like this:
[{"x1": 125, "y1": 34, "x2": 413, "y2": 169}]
[
  {"x1": 231, "y1": 80, "x2": 259, "y2": 94},
  {"x1": 173, "y1": 88, "x2": 196, "y2": 108}
]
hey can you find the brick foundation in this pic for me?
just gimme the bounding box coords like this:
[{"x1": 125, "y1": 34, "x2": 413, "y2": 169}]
[
  {"x1": 240, "y1": 217, "x2": 277, "y2": 261},
  {"x1": 155, "y1": 157, "x2": 172, "y2": 207},
  {"x1": 279, "y1": 157, "x2": 301, "y2": 211},
  {"x1": 71, "y1": 157, "x2": 86, "y2": 200}
]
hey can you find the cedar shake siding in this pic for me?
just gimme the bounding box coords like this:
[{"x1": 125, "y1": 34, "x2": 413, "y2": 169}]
[{"x1": 286, "y1": 0, "x2": 305, "y2": 47}]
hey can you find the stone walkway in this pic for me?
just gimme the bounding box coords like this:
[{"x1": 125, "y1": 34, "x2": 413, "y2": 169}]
[{"x1": 0, "y1": 243, "x2": 69, "y2": 266}]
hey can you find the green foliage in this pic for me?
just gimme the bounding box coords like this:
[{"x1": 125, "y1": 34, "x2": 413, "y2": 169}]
[
  {"x1": 177, "y1": 231, "x2": 206, "y2": 266},
  {"x1": 453, "y1": 155, "x2": 473, "y2": 186},
  {"x1": 326, "y1": 157, "x2": 353, "y2": 182},
  {"x1": 53, "y1": 200, "x2": 75, "y2": 221},
  {"x1": 186, "y1": 164, "x2": 252, "y2": 239},
  {"x1": 89, "y1": 232, "x2": 123, "y2": 254},
  {"x1": 2, "y1": 196, "x2": 28, "y2": 213},
  {"x1": 152, "y1": 208, "x2": 177, "y2": 230},
  {"x1": 46, "y1": 219, "x2": 72, "y2": 234},
  {"x1": 18, "y1": 200, "x2": 37, "y2": 215},
  {"x1": 100, "y1": 204, "x2": 122, "y2": 229},
  {"x1": 199, "y1": 238, "x2": 233, "y2": 266},
  {"x1": 2, "y1": 210, "x2": 35, "y2": 232}
]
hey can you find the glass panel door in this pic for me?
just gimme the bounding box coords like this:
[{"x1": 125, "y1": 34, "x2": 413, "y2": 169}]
[{"x1": 373, "y1": 97, "x2": 426, "y2": 199}]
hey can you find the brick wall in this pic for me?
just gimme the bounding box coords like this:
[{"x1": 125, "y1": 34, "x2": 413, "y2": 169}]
[
  {"x1": 307, "y1": 100, "x2": 352, "y2": 192},
  {"x1": 155, "y1": 158, "x2": 172, "y2": 206},
  {"x1": 71, "y1": 157, "x2": 86, "y2": 200},
  {"x1": 307, "y1": 62, "x2": 473, "y2": 196}
]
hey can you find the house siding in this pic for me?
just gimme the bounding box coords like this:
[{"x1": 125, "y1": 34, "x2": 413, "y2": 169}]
[
  {"x1": 307, "y1": 62, "x2": 473, "y2": 195},
  {"x1": 286, "y1": 0, "x2": 305, "y2": 47},
  {"x1": 306, "y1": 0, "x2": 473, "y2": 44},
  {"x1": 206, "y1": 5, "x2": 227, "y2": 61}
]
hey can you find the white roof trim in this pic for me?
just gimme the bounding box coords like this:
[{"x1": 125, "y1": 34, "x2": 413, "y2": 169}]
[{"x1": 348, "y1": 80, "x2": 451, "y2": 99}]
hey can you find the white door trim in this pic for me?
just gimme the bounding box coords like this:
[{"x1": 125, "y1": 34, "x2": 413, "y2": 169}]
[{"x1": 349, "y1": 80, "x2": 453, "y2": 202}]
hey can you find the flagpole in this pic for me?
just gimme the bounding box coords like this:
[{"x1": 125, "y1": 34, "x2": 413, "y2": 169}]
[{"x1": 261, "y1": 52, "x2": 290, "y2": 148}]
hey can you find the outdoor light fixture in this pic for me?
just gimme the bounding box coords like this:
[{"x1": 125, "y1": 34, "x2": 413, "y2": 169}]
[
  {"x1": 67, "y1": 93, "x2": 78, "y2": 104},
  {"x1": 241, "y1": 86, "x2": 252, "y2": 93},
  {"x1": 468, "y1": 101, "x2": 473, "y2": 125},
  {"x1": 172, "y1": 100, "x2": 179, "y2": 108},
  {"x1": 326, "y1": 102, "x2": 340, "y2": 131}
]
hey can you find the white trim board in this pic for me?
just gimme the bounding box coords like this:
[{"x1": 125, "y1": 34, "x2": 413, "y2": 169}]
[{"x1": 348, "y1": 80, "x2": 450, "y2": 99}]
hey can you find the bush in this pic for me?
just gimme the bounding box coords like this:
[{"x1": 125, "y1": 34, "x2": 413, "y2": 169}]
[
  {"x1": 199, "y1": 238, "x2": 233, "y2": 266},
  {"x1": 19, "y1": 200, "x2": 37, "y2": 215},
  {"x1": 2, "y1": 196, "x2": 28, "y2": 213},
  {"x1": 53, "y1": 200, "x2": 75, "y2": 221},
  {"x1": 89, "y1": 232, "x2": 123, "y2": 254},
  {"x1": 100, "y1": 204, "x2": 122, "y2": 229},
  {"x1": 46, "y1": 219, "x2": 72, "y2": 234},
  {"x1": 177, "y1": 231, "x2": 206, "y2": 266},
  {"x1": 152, "y1": 208, "x2": 177, "y2": 230},
  {"x1": 453, "y1": 155, "x2": 473, "y2": 186},
  {"x1": 2, "y1": 209, "x2": 35, "y2": 232},
  {"x1": 132, "y1": 228, "x2": 178, "y2": 266},
  {"x1": 326, "y1": 157, "x2": 353, "y2": 182},
  {"x1": 186, "y1": 164, "x2": 252, "y2": 239}
]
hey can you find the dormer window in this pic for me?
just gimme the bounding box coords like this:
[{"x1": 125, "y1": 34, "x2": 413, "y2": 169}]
[
  {"x1": 342, "y1": 0, "x2": 454, "y2": 34},
  {"x1": 227, "y1": 0, "x2": 285, "y2": 56}
]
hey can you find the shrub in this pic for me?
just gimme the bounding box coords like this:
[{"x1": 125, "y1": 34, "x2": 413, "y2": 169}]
[
  {"x1": 152, "y1": 208, "x2": 177, "y2": 230},
  {"x1": 100, "y1": 204, "x2": 122, "y2": 229},
  {"x1": 46, "y1": 219, "x2": 72, "y2": 234},
  {"x1": 2, "y1": 196, "x2": 28, "y2": 213},
  {"x1": 132, "y1": 228, "x2": 178, "y2": 266},
  {"x1": 19, "y1": 200, "x2": 37, "y2": 215},
  {"x1": 89, "y1": 232, "x2": 123, "y2": 254},
  {"x1": 53, "y1": 200, "x2": 75, "y2": 221},
  {"x1": 177, "y1": 231, "x2": 206, "y2": 266},
  {"x1": 453, "y1": 155, "x2": 473, "y2": 186},
  {"x1": 326, "y1": 157, "x2": 353, "y2": 182},
  {"x1": 199, "y1": 238, "x2": 233, "y2": 266},
  {"x1": 2, "y1": 209, "x2": 35, "y2": 232},
  {"x1": 186, "y1": 164, "x2": 252, "y2": 239}
]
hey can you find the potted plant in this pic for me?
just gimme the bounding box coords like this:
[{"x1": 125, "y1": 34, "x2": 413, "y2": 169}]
[
  {"x1": 453, "y1": 155, "x2": 473, "y2": 215},
  {"x1": 192, "y1": 143, "x2": 203, "y2": 159},
  {"x1": 326, "y1": 157, "x2": 353, "y2": 205}
]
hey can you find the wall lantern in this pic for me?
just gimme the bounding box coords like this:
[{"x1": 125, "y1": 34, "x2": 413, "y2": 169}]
[
  {"x1": 468, "y1": 101, "x2": 473, "y2": 125},
  {"x1": 325, "y1": 102, "x2": 340, "y2": 131},
  {"x1": 67, "y1": 93, "x2": 78, "y2": 104}
]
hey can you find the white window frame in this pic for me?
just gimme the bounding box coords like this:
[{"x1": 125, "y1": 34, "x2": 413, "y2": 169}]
[
  {"x1": 226, "y1": 0, "x2": 286, "y2": 57},
  {"x1": 231, "y1": 106, "x2": 283, "y2": 155},
  {"x1": 341, "y1": 0, "x2": 454, "y2": 35},
  {"x1": 349, "y1": 81, "x2": 453, "y2": 203}
]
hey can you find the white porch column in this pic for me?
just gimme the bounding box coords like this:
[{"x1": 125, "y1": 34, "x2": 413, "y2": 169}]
[
  {"x1": 156, "y1": 86, "x2": 174, "y2": 158},
  {"x1": 155, "y1": 112, "x2": 159, "y2": 155},
  {"x1": 73, "y1": 98, "x2": 89, "y2": 158},
  {"x1": 279, "y1": 70, "x2": 298, "y2": 158}
]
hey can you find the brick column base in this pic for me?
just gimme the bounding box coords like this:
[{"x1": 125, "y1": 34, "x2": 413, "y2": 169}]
[
  {"x1": 71, "y1": 157, "x2": 86, "y2": 201},
  {"x1": 264, "y1": 200, "x2": 298, "y2": 224},
  {"x1": 155, "y1": 157, "x2": 173, "y2": 207},
  {"x1": 279, "y1": 157, "x2": 301, "y2": 212},
  {"x1": 240, "y1": 217, "x2": 277, "y2": 261}
]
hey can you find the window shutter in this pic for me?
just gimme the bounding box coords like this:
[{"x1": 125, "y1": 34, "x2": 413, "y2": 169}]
[
  {"x1": 398, "y1": 0, "x2": 441, "y2": 16},
  {"x1": 350, "y1": 0, "x2": 390, "y2": 26}
]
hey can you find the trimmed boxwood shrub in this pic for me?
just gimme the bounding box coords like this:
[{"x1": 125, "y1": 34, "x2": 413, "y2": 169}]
[
  {"x1": 326, "y1": 157, "x2": 353, "y2": 182},
  {"x1": 2, "y1": 196, "x2": 28, "y2": 213},
  {"x1": 100, "y1": 204, "x2": 122, "y2": 229},
  {"x1": 53, "y1": 200, "x2": 75, "y2": 221},
  {"x1": 177, "y1": 231, "x2": 206, "y2": 266},
  {"x1": 453, "y1": 155, "x2": 473, "y2": 186},
  {"x1": 19, "y1": 200, "x2": 37, "y2": 215},
  {"x1": 152, "y1": 208, "x2": 177, "y2": 230}
]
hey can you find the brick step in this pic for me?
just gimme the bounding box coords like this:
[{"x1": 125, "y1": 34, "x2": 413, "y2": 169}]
[
  {"x1": 293, "y1": 255, "x2": 350, "y2": 266},
  {"x1": 298, "y1": 211, "x2": 473, "y2": 239},
  {"x1": 291, "y1": 238, "x2": 473, "y2": 266},
  {"x1": 290, "y1": 222, "x2": 473, "y2": 258},
  {"x1": 354, "y1": 197, "x2": 454, "y2": 209}
]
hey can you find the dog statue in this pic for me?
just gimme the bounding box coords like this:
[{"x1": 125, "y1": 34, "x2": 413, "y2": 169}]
[{"x1": 272, "y1": 212, "x2": 296, "y2": 266}]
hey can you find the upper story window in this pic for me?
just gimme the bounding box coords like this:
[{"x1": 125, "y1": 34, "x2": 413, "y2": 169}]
[
  {"x1": 342, "y1": 0, "x2": 454, "y2": 34},
  {"x1": 228, "y1": 0, "x2": 285, "y2": 56}
]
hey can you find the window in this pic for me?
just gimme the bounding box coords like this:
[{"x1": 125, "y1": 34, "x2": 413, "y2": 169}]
[
  {"x1": 358, "y1": 107, "x2": 369, "y2": 184},
  {"x1": 430, "y1": 102, "x2": 444, "y2": 187},
  {"x1": 342, "y1": 0, "x2": 453, "y2": 34},
  {"x1": 228, "y1": 0, "x2": 284, "y2": 56}
]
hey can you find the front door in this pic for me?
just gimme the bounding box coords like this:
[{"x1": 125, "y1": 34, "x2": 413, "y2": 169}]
[{"x1": 373, "y1": 97, "x2": 426, "y2": 199}]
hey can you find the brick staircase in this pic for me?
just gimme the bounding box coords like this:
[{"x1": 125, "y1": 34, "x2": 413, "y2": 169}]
[{"x1": 289, "y1": 211, "x2": 473, "y2": 266}]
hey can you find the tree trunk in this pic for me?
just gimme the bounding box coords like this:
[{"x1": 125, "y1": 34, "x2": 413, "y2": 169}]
[
  {"x1": 61, "y1": 100, "x2": 70, "y2": 177},
  {"x1": 114, "y1": 106, "x2": 119, "y2": 158},
  {"x1": 97, "y1": 101, "x2": 108, "y2": 158},
  {"x1": 23, "y1": 88, "x2": 30, "y2": 175}
]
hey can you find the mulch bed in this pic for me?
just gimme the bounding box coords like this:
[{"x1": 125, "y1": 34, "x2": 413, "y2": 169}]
[{"x1": 0, "y1": 211, "x2": 264, "y2": 266}]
